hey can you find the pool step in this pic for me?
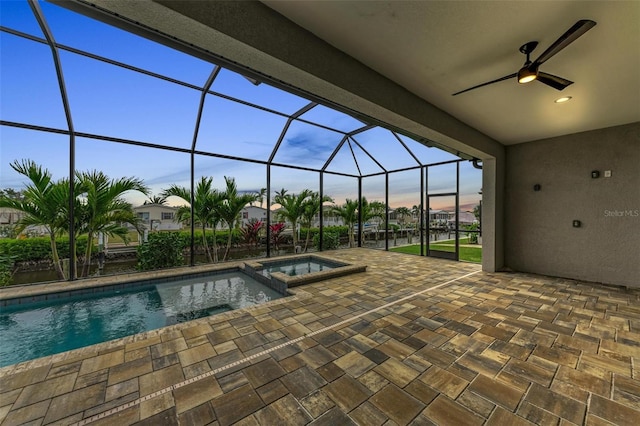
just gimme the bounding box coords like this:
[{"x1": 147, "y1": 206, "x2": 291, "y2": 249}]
[{"x1": 167, "y1": 304, "x2": 232, "y2": 325}]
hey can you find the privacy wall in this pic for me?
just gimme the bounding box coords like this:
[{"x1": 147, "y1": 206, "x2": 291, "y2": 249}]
[{"x1": 505, "y1": 122, "x2": 640, "y2": 287}]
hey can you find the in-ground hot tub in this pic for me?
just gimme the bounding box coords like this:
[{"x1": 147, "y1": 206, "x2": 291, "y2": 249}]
[{"x1": 243, "y1": 254, "x2": 366, "y2": 293}]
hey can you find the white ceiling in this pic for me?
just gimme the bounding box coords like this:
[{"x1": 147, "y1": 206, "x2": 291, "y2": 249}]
[{"x1": 262, "y1": 1, "x2": 640, "y2": 145}]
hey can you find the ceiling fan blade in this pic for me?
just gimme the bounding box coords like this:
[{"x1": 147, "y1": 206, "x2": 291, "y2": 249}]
[
  {"x1": 532, "y1": 19, "x2": 597, "y2": 66},
  {"x1": 452, "y1": 73, "x2": 517, "y2": 96},
  {"x1": 537, "y1": 72, "x2": 574, "y2": 90}
]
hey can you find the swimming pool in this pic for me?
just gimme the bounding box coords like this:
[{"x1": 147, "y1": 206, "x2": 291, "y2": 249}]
[{"x1": 0, "y1": 270, "x2": 284, "y2": 367}]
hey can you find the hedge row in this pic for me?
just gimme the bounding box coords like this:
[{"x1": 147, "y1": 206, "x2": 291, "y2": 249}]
[
  {"x1": 299, "y1": 226, "x2": 350, "y2": 240},
  {"x1": 0, "y1": 226, "x2": 356, "y2": 263},
  {"x1": 172, "y1": 230, "x2": 242, "y2": 248},
  {"x1": 0, "y1": 236, "x2": 94, "y2": 263},
  {"x1": 0, "y1": 231, "x2": 240, "y2": 263}
]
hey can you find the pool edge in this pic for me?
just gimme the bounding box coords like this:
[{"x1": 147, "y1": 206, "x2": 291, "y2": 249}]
[{"x1": 242, "y1": 253, "x2": 367, "y2": 289}]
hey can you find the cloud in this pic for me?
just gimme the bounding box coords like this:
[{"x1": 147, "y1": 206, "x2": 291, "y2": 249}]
[
  {"x1": 145, "y1": 167, "x2": 191, "y2": 186},
  {"x1": 274, "y1": 128, "x2": 342, "y2": 167}
]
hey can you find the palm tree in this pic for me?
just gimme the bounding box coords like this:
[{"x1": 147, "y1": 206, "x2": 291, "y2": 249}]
[
  {"x1": 144, "y1": 195, "x2": 167, "y2": 205},
  {"x1": 253, "y1": 187, "x2": 267, "y2": 208},
  {"x1": 76, "y1": 170, "x2": 148, "y2": 277},
  {"x1": 300, "y1": 192, "x2": 333, "y2": 252},
  {"x1": 216, "y1": 177, "x2": 258, "y2": 261},
  {"x1": 412, "y1": 205, "x2": 421, "y2": 224},
  {"x1": 395, "y1": 206, "x2": 411, "y2": 237},
  {"x1": 331, "y1": 198, "x2": 358, "y2": 248},
  {"x1": 362, "y1": 199, "x2": 386, "y2": 243},
  {"x1": 0, "y1": 160, "x2": 70, "y2": 279},
  {"x1": 0, "y1": 188, "x2": 25, "y2": 201},
  {"x1": 273, "y1": 188, "x2": 288, "y2": 203},
  {"x1": 364, "y1": 200, "x2": 386, "y2": 223},
  {"x1": 274, "y1": 189, "x2": 313, "y2": 249},
  {"x1": 473, "y1": 203, "x2": 481, "y2": 222},
  {"x1": 162, "y1": 177, "x2": 221, "y2": 263},
  {"x1": 331, "y1": 197, "x2": 385, "y2": 247}
]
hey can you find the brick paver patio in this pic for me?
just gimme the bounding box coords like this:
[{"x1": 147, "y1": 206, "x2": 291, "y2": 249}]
[{"x1": 1, "y1": 249, "x2": 638, "y2": 425}]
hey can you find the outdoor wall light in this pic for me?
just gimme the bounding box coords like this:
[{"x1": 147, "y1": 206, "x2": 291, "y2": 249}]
[
  {"x1": 533, "y1": 184, "x2": 541, "y2": 191},
  {"x1": 573, "y1": 220, "x2": 581, "y2": 228},
  {"x1": 591, "y1": 170, "x2": 600, "y2": 178}
]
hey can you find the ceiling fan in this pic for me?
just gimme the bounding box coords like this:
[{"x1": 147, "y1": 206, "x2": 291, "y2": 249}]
[{"x1": 452, "y1": 19, "x2": 596, "y2": 96}]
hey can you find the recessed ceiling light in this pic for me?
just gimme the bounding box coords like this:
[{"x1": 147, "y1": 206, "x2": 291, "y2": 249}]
[{"x1": 554, "y1": 96, "x2": 572, "y2": 103}]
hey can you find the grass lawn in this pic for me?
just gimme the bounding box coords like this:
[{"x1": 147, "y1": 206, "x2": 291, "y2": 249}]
[
  {"x1": 429, "y1": 237, "x2": 470, "y2": 245},
  {"x1": 390, "y1": 243, "x2": 482, "y2": 263},
  {"x1": 105, "y1": 230, "x2": 140, "y2": 244}
]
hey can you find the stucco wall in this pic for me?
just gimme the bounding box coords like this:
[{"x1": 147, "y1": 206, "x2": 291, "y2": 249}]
[{"x1": 505, "y1": 122, "x2": 640, "y2": 287}]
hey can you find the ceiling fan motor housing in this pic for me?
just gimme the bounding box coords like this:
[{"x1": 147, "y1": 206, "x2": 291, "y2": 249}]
[{"x1": 519, "y1": 41, "x2": 539, "y2": 55}]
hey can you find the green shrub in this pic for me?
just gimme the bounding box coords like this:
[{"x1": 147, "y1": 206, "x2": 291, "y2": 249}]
[
  {"x1": 0, "y1": 238, "x2": 48, "y2": 261},
  {"x1": 56, "y1": 236, "x2": 90, "y2": 260},
  {"x1": 465, "y1": 223, "x2": 480, "y2": 244},
  {"x1": 281, "y1": 233, "x2": 294, "y2": 245},
  {"x1": 0, "y1": 253, "x2": 16, "y2": 286},
  {"x1": 302, "y1": 226, "x2": 349, "y2": 240},
  {"x1": 327, "y1": 226, "x2": 349, "y2": 238},
  {"x1": 0, "y1": 236, "x2": 91, "y2": 262},
  {"x1": 137, "y1": 232, "x2": 184, "y2": 271},
  {"x1": 313, "y1": 230, "x2": 340, "y2": 251},
  {"x1": 300, "y1": 227, "x2": 319, "y2": 242},
  {"x1": 0, "y1": 225, "x2": 18, "y2": 239},
  {"x1": 176, "y1": 229, "x2": 241, "y2": 251}
]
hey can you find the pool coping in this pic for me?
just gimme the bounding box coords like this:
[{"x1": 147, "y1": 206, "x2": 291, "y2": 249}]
[
  {"x1": 242, "y1": 253, "x2": 367, "y2": 291},
  {"x1": 0, "y1": 262, "x2": 247, "y2": 301}
]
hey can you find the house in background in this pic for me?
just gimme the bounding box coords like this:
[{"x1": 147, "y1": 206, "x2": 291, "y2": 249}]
[
  {"x1": 133, "y1": 204, "x2": 182, "y2": 231},
  {"x1": 428, "y1": 209, "x2": 449, "y2": 226},
  {"x1": 451, "y1": 211, "x2": 477, "y2": 226},
  {"x1": 131, "y1": 204, "x2": 266, "y2": 232},
  {"x1": 0, "y1": 207, "x2": 47, "y2": 237},
  {"x1": 0, "y1": 207, "x2": 23, "y2": 226},
  {"x1": 317, "y1": 206, "x2": 344, "y2": 227},
  {"x1": 240, "y1": 206, "x2": 268, "y2": 227}
]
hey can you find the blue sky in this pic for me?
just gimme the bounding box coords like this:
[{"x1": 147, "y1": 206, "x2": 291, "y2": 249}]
[{"x1": 0, "y1": 0, "x2": 481, "y2": 211}]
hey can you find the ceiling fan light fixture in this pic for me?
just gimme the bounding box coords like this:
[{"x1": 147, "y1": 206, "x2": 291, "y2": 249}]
[{"x1": 517, "y1": 65, "x2": 538, "y2": 84}]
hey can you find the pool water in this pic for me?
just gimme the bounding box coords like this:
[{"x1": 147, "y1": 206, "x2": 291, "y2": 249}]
[
  {"x1": 0, "y1": 271, "x2": 284, "y2": 367},
  {"x1": 260, "y1": 258, "x2": 337, "y2": 278}
]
